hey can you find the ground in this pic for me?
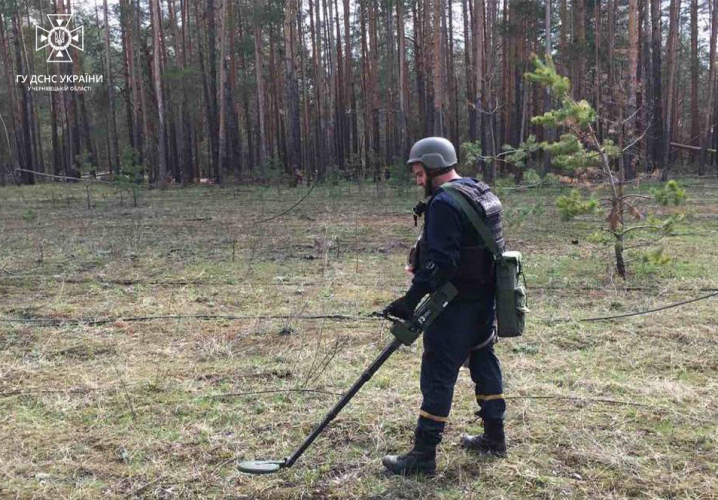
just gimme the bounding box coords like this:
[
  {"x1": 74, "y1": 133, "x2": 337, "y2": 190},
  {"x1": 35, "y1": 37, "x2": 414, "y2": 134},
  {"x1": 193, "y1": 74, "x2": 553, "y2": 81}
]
[{"x1": 0, "y1": 177, "x2": 717, "y2": 499}]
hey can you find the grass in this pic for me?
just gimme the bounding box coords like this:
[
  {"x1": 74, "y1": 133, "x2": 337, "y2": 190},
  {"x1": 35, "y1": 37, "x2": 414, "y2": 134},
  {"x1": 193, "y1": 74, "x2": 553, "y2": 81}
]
[{"x1": 1, "y1": 177, "x2": 717, "y2": 499}]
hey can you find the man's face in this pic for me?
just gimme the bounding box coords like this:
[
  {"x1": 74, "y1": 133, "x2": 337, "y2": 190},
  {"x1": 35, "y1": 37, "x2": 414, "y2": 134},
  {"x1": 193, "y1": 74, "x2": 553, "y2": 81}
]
[{"x1": 411, "y1": 163, "x2": 427, "y2": 188}]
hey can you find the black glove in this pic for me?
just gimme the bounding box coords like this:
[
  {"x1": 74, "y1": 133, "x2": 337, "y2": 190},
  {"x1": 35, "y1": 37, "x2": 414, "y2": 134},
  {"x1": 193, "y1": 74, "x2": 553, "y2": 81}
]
[{"x1": 383, "y1": 287, "x2": 426, "y2": 320}]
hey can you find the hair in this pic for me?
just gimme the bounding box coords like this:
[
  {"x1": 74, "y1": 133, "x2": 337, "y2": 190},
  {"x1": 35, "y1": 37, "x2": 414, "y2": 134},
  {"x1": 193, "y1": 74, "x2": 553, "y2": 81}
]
[{"x1": 427, "y1": 166, "x2": 454, "y2": 177}]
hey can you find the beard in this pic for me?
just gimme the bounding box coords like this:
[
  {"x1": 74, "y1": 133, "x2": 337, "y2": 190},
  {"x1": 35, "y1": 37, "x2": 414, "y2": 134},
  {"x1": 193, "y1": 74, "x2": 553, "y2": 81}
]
[{"x1": 424, "y1": 178, "x2": 434, "y2": 197}]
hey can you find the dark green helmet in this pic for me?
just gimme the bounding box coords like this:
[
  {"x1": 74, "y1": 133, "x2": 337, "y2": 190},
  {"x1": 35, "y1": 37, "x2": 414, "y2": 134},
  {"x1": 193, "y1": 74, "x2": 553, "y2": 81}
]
[{"x1": 407, "y1": 137, "x2": 458, "y2": 171}]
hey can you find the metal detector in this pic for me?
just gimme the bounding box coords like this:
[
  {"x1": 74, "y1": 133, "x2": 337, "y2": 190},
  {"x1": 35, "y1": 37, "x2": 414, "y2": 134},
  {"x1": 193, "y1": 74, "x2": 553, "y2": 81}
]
[{"x1": 238, "y1": 282, "x2": 458, "y2": 475}]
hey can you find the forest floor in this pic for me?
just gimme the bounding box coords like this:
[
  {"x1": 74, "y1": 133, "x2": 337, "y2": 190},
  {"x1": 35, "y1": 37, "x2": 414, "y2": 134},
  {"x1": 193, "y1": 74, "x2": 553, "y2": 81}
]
[{"x1": 1, "y1": 176, "x2": 717, "y2": 499}]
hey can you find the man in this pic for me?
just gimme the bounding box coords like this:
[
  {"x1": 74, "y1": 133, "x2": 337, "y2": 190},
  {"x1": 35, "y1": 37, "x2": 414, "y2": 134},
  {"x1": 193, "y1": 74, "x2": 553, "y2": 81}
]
[{"x1": 383, "y1": 137, "x2": 507, "y2": 476}]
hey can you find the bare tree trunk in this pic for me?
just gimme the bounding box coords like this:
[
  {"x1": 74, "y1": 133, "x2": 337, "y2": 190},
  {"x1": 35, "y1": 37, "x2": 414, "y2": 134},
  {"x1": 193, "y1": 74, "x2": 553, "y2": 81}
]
[
  {"x1": 650, "y1": 0, "x2": 663, "y2": 172},
  {"x1": 486, "y1": 0, "x2": 498, "y2": 181},
  {"x1": 332, "y1": 0, "x2": 345, "y2": 169},
  {"x1": 151, "y1": 0, "x2": 167, "y2": 187},
  {"x1": 254, "y1": 5, "x2": 267, "y2": 168},
  {"x1": 573, "y1": 0, "x2": 585, "y2": 98},
  {"x1": 690, "y1": 0, "x2": 699, "y2": 163},
  {"x1": 544, "y1": 0, "x2": 554, "y2": 174},
  {"x1": 237, "y1": 13, "x2": 254, "y2": 174},
  {"x1": 104, "y1": 0, "x2": 121, "y2": 174},
  {"x1": 343, "y1": 0, "x2": 357, "y2": 158},
  {"x1": 324, "y1": 0, "x2": 337, "y2": 174},
  {"x1": 217, "y1": 0, "x2": 229, "y2": 184},
  {"x1": 10, "y1": 9, "x2": 34, "y2": 183},
  {"x1": 462, "y1": 0, "x2": 475, "y2": 143},
  {"x1": 700, "y1": 0, "x2": 718, "y2": 173},
  {"x1": 22, "y1": 0, "x2": 44, "y2": 176},
  {"x1": 284, "y1": 0, "x2": 302, "y2": 173},
  {"x1": 433, "y1": 0, "x2": 444, "y2": 135},
  {"x1": 594, "y1": 0, "x2": 602, "y2": 140},
  {"x1": 560, "y1": 0, "x2": 568, "y2": 70},
  {"x1": 663, "y1": 0, "x2": 681, "y2": 179},
  {"x1": 309, "y1": 0, "x2": 323, "y2": 176},
  {"x1": 625, "y1": 0, "x2": 639, "y2": 180},
  {"x1": 299, "y1": 0, "x2": 312, "y2": 177},
  {"x1": 474, "y1": 0, "x2": 486, "y2": 167}
]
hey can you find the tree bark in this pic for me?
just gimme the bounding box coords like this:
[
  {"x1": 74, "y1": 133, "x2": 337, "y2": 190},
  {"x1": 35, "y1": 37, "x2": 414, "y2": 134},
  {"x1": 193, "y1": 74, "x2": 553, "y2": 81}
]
[
  {"x1": 700, "y1": 0, "x2": 718, "y2": 173},
  {"x1": 648, "y1": 0, "x2": 663, "y2": 172},
  {"x1": 151, "y1": 0, "x2": 167, "y2": 187},
  {"x1": 690, "y1": 0, "x2": 699, "y2": 163},
  {"x1": 254, "y1": 5, "x2": 267, "y2": 168},
  {"x1": 217, "y1": 0, "x2": 229, "y2": 183},
  {"x1": 284, "y1": 0, "x2": 302, "y2": 173},
  {"x1": 624, "y1": 0, "x2": 639, "y2": 180},
  {"x1": 103, "y1": 0, "x2": 121, "y2": 174},
  {"x1": 663, "y1": 0, "x2": 681, "y2": 179}
]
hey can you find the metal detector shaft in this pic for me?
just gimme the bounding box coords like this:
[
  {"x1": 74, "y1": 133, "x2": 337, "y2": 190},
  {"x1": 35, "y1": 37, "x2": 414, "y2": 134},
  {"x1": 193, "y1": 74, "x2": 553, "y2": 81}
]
[{"x1": 284, "y1": 338, "x2": 402, "y2": 467}]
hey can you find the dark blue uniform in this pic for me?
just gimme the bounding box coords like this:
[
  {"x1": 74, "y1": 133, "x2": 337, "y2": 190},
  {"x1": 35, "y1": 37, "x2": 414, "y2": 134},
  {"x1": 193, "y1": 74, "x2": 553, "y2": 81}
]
[{"x1": 411, "y1": 178, "x2": 505, "y2": 445}]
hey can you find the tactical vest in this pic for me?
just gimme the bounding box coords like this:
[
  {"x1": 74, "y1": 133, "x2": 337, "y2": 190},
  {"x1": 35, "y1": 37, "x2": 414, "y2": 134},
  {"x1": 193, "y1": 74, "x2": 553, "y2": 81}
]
[{"x1": 409, "y1": 180, "x2": 504, "y2": 286}]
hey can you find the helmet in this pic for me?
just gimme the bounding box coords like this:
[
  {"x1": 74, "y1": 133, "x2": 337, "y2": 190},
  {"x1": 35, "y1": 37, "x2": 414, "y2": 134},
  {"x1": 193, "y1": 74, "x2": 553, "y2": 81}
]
[{"x1": 407, "y1": 137, "x2": 458, "y2": 171}]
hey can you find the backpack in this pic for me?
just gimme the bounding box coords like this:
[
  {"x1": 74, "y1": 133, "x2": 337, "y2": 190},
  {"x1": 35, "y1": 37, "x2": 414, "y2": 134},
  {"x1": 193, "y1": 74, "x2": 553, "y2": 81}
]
[{"x1": 441, "y1": 183, "x2": 529, "y2": 337}]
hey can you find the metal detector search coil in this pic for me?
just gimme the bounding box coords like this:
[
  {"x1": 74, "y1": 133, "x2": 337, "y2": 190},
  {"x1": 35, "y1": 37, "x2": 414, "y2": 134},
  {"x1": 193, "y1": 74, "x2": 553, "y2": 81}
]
[{"x1": 237, "y1": 282, "x2": 457, "y2": 475}]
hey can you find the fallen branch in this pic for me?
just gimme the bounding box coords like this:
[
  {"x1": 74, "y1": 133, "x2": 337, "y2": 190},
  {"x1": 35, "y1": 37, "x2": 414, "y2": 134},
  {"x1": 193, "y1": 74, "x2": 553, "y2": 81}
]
[
  {"x1": 210, "y1": 388, "x2": 342, "y2": 399},
  {"x1": 670, "y1": 141, "x2": 717, "y2": 154}
]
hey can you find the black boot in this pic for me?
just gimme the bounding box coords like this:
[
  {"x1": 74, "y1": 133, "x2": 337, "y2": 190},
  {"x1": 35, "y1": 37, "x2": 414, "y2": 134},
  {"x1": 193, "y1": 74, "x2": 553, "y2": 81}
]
[
  {"x1": 382, "y1": 430, "x2": 437, "y2": 476},
  {"x1": 460, "y1": 419, "x2": 507, "y2": 457}
]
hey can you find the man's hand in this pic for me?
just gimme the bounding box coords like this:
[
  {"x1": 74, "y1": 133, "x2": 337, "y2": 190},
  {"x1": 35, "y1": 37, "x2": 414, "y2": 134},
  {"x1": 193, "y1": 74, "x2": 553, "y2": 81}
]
[
  {"x1": 384, "y1": 285, "x2": 427, "y2": 320},
  {"x1": 383, "y1": 296, "x2": 415, "y2": 320}
]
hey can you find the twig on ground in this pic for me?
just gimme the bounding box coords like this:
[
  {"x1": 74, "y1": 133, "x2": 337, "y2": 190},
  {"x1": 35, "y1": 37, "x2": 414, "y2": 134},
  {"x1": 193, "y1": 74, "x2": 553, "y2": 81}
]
[{"x1": 210, "y1": 388, "x2": 342, "y2": 399}]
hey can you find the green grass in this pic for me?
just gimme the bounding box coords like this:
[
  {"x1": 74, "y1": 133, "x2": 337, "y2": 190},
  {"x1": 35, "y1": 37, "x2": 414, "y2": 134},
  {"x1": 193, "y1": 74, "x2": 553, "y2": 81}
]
[{"x1": 1, "y1": 178, "x2": 717, "y2": 499}]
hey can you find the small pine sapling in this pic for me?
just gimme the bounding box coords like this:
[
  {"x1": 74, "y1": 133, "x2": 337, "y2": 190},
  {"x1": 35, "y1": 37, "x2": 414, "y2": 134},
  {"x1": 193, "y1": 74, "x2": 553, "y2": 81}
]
[{"x1": 526, "y1": 54, "x2": 687, "y2": 278}]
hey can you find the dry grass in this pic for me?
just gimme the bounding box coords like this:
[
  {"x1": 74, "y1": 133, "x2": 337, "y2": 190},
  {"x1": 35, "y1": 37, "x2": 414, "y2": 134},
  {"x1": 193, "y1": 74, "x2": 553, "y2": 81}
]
[{"x1": 1, "y1": 179, "x2": 717, "y2": 499}]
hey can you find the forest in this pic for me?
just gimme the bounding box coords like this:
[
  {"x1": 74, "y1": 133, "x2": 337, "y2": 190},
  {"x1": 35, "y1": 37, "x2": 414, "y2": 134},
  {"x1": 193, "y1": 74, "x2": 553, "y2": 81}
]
[
  {"x1": 2, "y1": 0, "x2": 718, "y2": 498},
  {"x1": 2, "y1": 0, "x2": 718, "y2": 188}
]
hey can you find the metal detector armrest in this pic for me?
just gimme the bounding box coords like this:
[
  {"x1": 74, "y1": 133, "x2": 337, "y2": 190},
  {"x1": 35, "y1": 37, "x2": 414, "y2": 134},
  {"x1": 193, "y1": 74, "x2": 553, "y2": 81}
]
[{"x1": 390, "y1": 282, "x2": 458, "y2": 345}]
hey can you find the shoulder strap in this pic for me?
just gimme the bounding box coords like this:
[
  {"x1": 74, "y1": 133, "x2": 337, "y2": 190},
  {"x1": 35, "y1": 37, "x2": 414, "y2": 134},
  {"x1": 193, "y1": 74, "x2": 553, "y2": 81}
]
[{"x1": 441, "y1": 182, "x2": 502, "y2": 258}]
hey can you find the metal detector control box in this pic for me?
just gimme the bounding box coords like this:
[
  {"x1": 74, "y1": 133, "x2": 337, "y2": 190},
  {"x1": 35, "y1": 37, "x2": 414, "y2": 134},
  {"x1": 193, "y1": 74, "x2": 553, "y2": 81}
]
[{"x1": 390, "y1": 282, "x2": 458, "y2": 345}]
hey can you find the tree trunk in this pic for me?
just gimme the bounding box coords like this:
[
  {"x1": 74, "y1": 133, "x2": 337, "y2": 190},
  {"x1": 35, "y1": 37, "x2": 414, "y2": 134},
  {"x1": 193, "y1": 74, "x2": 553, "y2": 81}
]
[
  {"x1": 560, "y1": 0, "x2": 568, "y2": 70},
  {"x1": 544, "y1": 0, "x2": 554, "y2": 175},
  {"x1": 343, "y1": 0, "x2": 357, "y2": 158},
  {"x1": 237, "y1": 13, "x2": 254, "y2": 174},
  {"x1": 433, "y1": 0, "x2": 444, "y2": 135},
  {"x1": 10, "y1": 10, "x2": 34, "y2": 184},
  {"x1": 0, "y1": 12, "x2": 22, "y2": 180},
  {"x1": 663, "y1": 0, "x2": 681, "y2": 179},
  {"x1": 104, "y1": 0, "x2": 121, "y2": 174},
  {"x1": 700, "y1": 0, "x2": 718, "y2": 173},
  {"x1": 151, "y1": 0, "x2": 167, "y2": 187},
  {"x1": 217, "y1": 0, "x2": 229, "y2": 183},
  {"x1": 284, "y1": 0, "x2": 302, "y2": 173},
  {"x1": 690, "y1": 0, "x2": 699, "y2": 163},
  {"x1": 254, "y1": 6, "x2": 267, "y2": 168},
  {"x1": 309, "y1": 0, "x2": 323, "y2": 176},
  {"x1": 462, "y1": 0, "x2": 476, "y2": 143},
  {"x1": 573, "y1": 0, "x2": 586, "y2": 98},
  {"x1": 650, "y1": 0, "x2": 663, "y2": 173},
  {"x1": 625, "y1": 0, "x2": 639, "y2": 180}
]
